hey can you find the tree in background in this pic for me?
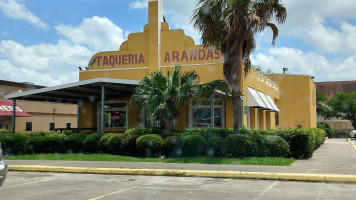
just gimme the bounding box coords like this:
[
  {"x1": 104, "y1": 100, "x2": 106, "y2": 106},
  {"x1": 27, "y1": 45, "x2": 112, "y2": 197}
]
[
  {"x1": 316, "y1": 91, "x2": 331, "y2": 118},
  {"x1": 129, "y1": 66, "x2": 229, "y2": 132},
  {"x1": 192, "y1": 0, "x2": 287, "y2": 133},
  {"x1": 327, "y1": 92, "x2": 356, "y2": 130}
]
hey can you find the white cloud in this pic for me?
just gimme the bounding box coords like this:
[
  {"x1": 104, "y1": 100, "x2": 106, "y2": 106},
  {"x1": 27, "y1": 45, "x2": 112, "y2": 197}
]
[
  {"x1": 55, "y1": 16, "x2": 125, "y2": 52},
  {"x1": 129, "y1": 0, "x2": 148, "y2": 9},
  {"x1": 278, "y1": 0, "x2": 356, "y2": 54},
  {"x1": 0, "y1": 40, "x2": 91, "y2": 86},
  {"x1": 252, "y1": 47, "x2": 356, "y2": 82},
  {"x1": 0, "y1": 0, "x2": 48, "y2": 29},
  {"x1": 0, "y1": 16, "x2": 129, "y2": 86}
]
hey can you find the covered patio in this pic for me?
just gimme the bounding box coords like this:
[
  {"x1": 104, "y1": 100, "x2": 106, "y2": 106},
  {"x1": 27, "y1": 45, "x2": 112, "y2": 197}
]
[{"x1": 5, "y1": 78, "x2": 139, "y2": 133}]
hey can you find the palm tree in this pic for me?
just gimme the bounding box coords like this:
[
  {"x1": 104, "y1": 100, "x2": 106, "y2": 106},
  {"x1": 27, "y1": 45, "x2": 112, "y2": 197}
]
[
  {"x1": 129, "y1": 66, "x2": 229, "y2": 132},
  {"x1": 191, "y1": 0, "x2": 287, "y2": 133}
]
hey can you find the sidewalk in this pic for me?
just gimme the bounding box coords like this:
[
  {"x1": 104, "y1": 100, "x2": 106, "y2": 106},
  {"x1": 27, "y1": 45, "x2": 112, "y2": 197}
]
[{"x1": 6, "y1": 138, "x2": 356, "y2": 182}]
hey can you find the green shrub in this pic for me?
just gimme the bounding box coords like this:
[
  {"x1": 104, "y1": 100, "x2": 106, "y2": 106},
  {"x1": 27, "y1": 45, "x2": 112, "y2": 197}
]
[
  {"x1": 17, "y1": 131, "x2": 55, "y2": 138},
  {"x1": 120, "y1": 135, "x2": 140, "y2": 156},
  {"x1": 108, "y1": 134, "x2": 127, "y2": 154},
  {"x1": 249, "y1": 133, "x2": 269, "y2": 157},
  {"x1": 161, "y1": 132, "x2": 183, "y2": 139},
  {"x1": 222, "y1": 134, "x2": 252, "y2": 158},
  {"x1": 136, "y1": 134, "x2": 163, "y2": 157},
  {"x1": 161, "y1": 136, "x2": 183, "y2": 158},
  {"x1": 99, "y1": 133, "x2": 117, "y2": 153},
  {"x1": 64, "y1": 133, "x2": 88, "y2": 153},
  {"x1": 266, "y1": 128, "x2": 325, "y2": 159},
  {"x1": 183, "y1": 128, "x2": 233, "y2": 139},
  {"x1": 206, "y1": 136, "x2": 223, "y2": 157},
  {"x1": 0, "y1": 129, "x2": 10, "y2": 134},
  {"x1": 27, "y1": 136, "x2": 64, "y2": 154},
  {"x1": 0, "y1": 134, "x2": 27, "y2": 155},
  {"x1": 266, "y1": 136, "x2": 290, "y2": 157},
  {"x1": 182, "y1": 135, "x2": 206, "y2": 157},
  {"x1": 317, "y1": 123, "x2": 335, "y2": 138},
  {"x1": 124, "y1": 127, "x2": 165, "y2": 137},
  {"x1": 83, "y1": 132, "x2": 103, "y2": 153}
]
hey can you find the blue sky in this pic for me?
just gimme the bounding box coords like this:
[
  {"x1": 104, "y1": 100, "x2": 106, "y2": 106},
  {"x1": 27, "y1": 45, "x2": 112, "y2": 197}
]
[{"x1": 1, "y1": 0, "x2": 356, "y2": 86}]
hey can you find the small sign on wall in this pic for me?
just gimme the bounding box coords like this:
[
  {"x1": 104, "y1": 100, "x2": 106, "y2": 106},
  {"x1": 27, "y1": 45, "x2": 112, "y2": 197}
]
[{"x1": 244, "y1": 106, "x2": 249, "y2": 115}]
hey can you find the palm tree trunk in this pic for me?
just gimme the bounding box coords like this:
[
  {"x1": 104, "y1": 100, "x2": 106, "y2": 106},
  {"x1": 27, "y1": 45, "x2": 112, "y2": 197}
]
[
  {"x1": 165, "y1": 118, "x2": 173, "y2": 132},
  {"x1": 233, "y1": 44, "x2": 244, "y2": 134}
]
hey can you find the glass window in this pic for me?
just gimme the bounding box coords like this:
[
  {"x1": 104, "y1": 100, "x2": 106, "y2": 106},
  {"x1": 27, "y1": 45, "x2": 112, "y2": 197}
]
[
  {"x1": 0, "y1": 124, "x2": 8, "y2": 129},
  {"x1": 103, "y1": 102, "x2": 127, "y2": 128},
  {"x1": 190, "y1": 98, "x2": 225, "y2": 128},
  {"x1": 49, "y1": 123, "x2": 55, "y2": 131},
  {"x1": 26, "y1": 122, "x2": 32, "y2": 131},
  {"x1": 66, "y1": 123, "x2": 71, "y2": 129}
]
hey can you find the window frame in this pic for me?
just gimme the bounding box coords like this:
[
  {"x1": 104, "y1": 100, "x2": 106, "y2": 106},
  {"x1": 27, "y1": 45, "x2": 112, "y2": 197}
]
[{"x1": 188, "y1": 98, "x2": 225, "y2": 128}]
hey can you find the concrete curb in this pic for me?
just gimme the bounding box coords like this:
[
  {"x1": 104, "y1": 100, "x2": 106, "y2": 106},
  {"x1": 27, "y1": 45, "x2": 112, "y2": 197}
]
[
  {"x1": 348, "y1": 138, "x2": 356, "y2": 151},
  {"x1": 8, "y1": 165, "x2": 356, "y2": 184}
]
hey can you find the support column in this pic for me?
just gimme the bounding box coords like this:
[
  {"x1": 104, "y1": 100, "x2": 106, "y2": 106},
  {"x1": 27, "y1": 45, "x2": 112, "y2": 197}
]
[
  {"x1": 77, "y1": 102, "x2": 80, "y2": 128},
  {"x1": 210, "y1": 94, "x2": 214, "y2": 128},
  {"x1": 101, "y1": 84, "x2": 105, "y2": 133},
  {"x1": 12, "y1": 99, "x2": 16, "y2": 133}
]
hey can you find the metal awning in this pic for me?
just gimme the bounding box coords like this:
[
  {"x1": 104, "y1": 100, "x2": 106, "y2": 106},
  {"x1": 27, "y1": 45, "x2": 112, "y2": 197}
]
[
  {"x1": 5, "y1": 78, "x2": 140, "y2": 103},
  {"x1": 246, "y1": 87, "x2": 267, "y2": 108},
  {"x1": 246, "y1": 86, "x2": 280, "y2": 112},
  {"x1": 265, "y1": 94, "x2": 280, "y2": 112},
  {"x1": 257, "y1": 91, "x2": 275, "y2": 111}
]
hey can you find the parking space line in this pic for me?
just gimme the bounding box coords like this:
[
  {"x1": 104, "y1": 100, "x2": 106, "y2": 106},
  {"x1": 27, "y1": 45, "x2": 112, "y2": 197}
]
[
  {"x1": 0, "y1": 178, "x2": 54, "y2": 190},
  {"x1": 253, "y1": 181, "x2": 279, "y2": 200},
  {"x1": 88, "y1": 181, "x2": 156, "y2": 200}
]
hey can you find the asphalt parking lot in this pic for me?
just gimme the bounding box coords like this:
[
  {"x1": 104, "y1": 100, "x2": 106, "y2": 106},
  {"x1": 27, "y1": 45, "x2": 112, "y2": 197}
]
[{"x1": 1, "y1": 171, "x2": 356, "y2": 200}]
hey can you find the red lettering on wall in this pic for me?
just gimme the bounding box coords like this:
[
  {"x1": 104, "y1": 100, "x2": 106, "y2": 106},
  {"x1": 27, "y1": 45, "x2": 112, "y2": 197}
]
[
  {"x1": 198, "y1": 49, "x2": 206, "y2": 60},
  {"x1": 214, "y1": 49, "x2": 221, "y2": 59},
  {"x1": 164, "y1": 52, "x2": 171, "y2": 62},
  {"x1": 96, "y1": 56, "x2": 102, "y2": 66},
  {"x1": 116, "y1": 55, "x2": 121, "y2": 65},
  {"x1": 103, "y1": 56, "x2": 108, "y2": 66},
  {"x1": 190, "y1": 50, "x2": 197, "y2": 61},
  {"x1": 172, "y1": 51, "x2": 179, "y2": 62},
  {"x1": 135, "y1": 54, "x2": 137, "y2": 64},
  {"x1": 139, "y1": 54, "x2": 145, "y2": 64},
  {"x1": 181, "y1": 50, "x2": 188, "y2": 61},
  {"x1": 122, "y1": 55, "x2": 127, "y2": 64},
  {"x1": 206, "y1": 49, "x2": 214, "y2": 60},
  {"x1": 128, "y1": 54, "x2": 134, "y2": 64}
]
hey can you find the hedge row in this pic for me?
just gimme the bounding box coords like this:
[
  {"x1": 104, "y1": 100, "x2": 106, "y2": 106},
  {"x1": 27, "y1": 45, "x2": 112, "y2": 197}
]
[{"x1": 0, "y1": 127, "x2": 325, "y2": 159}]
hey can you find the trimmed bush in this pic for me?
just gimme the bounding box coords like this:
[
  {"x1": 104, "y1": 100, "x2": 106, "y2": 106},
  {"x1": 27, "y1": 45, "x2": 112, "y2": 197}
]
[
  {"x1": 182, "y1": 135, "x2": 206, "y2": 157},
  {"x1": 183, "y1": 128, "x2": 233, "y2": 139},
  {"x1": 124, "y1": 127, "x2": 165, "y2": 137},
  {"x1": 266, "y1": 128, "x2": 326, "y2": 159},
  {"x1": 161, "y1": 132, "x2": 183, "y2": 139},
  {"x1": 222, "y1": 134, "x2": 253, "y2": 158},
  {"x1": 249, "y1": 133, "x2": 269, "y2": 157},
  {"x1": 64, "y1": 133, "x2": 88, "y2": 153},
  {"x1": 317, "y1": 123, "x2": 335, "y2": 138},
  {"x1": 27, "y1": 136, "x2": 64, "y2": 154},
  {"x1": 99, "y1": 133, "x2": 117, "y2": 153},
  {"x1": 161, "y1": 136, "x2": 183, "y2": 158},
  {"x1": 0, "y1": 133, "x2": 27, "y2": 155},
  {"x1": 120, "y1": 135, "x2": 140, "y2": 156},
  {"x1": 108, "y1": 134, "x2": 127, "y2": 154},
  {"x1": 267, "y1": 136, "x2": 290, "y2": 157},
  {"x1": 206, "y1": 136, "x2": 223, "y2": 157},
  {"x1": 83, "y1": 132, "x2": 103, "y2": 153},
  {"x1": 136, "y1": 134, "x2": 163, "y2": 157}
]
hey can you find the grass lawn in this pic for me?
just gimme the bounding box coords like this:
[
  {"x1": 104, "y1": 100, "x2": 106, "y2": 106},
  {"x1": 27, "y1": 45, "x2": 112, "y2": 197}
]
[{"x1": 5, "y1": 154, "x2": 295, "y2": 166}]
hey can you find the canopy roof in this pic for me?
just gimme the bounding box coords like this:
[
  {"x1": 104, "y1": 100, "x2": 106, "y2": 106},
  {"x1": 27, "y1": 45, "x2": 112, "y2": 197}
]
[{"x1": 5, "y1": 78, "x2": 140, "y2": 104}]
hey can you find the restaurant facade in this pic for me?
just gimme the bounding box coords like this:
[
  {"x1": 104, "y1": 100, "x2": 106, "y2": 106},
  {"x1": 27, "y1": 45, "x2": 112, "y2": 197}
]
[{"x1": 5, "y1": 0, "x2": 317, "y2": 133}]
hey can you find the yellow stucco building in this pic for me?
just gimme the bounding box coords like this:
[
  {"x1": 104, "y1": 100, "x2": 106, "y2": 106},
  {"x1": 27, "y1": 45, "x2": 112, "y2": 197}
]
[
  {"x1": 6, "y1": 0, "x2": 316, "y2": 133},
  {"x1": 78, "y1": 0, "x2": 316, "y2": 132}
]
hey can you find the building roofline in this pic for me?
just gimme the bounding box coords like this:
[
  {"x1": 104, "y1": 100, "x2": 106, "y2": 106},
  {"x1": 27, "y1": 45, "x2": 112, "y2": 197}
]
[{"x1": 0, "y1": 79, "x2": 45, "y2": 89}]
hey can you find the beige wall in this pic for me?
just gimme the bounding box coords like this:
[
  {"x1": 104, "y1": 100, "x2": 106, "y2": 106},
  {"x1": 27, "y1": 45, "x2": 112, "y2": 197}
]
[{"x1": 1, "y1": 83, "x2": 77, "y2": 132}]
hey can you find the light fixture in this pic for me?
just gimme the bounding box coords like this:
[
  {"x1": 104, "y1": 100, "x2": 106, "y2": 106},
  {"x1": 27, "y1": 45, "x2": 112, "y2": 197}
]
[{"x1": 283, "y1": 68, "x2": 288, "y2": 74}]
